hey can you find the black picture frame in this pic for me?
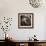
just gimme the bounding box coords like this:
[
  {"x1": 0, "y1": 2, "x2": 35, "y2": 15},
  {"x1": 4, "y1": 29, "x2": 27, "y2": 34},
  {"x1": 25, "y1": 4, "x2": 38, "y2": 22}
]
[{"x1": 18, "y1": 13, "x2": 34, "y2": 29}]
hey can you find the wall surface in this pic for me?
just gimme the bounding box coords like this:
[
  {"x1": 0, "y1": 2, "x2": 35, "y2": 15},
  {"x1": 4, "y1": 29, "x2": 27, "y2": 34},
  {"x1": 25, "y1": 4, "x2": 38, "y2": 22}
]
[{"x1": 0, "y1": 0, "x2": 46, "y2": 40}]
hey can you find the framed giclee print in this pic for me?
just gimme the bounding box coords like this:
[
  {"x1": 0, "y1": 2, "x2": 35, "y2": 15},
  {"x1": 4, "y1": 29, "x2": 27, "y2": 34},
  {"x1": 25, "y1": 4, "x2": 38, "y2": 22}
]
[{"x1": 18, "y1": 13, "x2": 34, "y2": 29}]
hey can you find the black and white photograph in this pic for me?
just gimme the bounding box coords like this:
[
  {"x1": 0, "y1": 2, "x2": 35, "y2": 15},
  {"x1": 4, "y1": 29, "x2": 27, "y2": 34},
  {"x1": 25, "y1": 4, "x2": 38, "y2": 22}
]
[{"x1": 18, "y1": 13, "x2": 34, "y2": 28}]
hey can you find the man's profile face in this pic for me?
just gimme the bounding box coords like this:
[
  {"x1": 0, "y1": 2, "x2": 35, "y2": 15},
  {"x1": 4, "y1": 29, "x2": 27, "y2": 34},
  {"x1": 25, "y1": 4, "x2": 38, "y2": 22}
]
[{"x1": 21, "y1": 15, "x2": 31, "y2": 26}]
